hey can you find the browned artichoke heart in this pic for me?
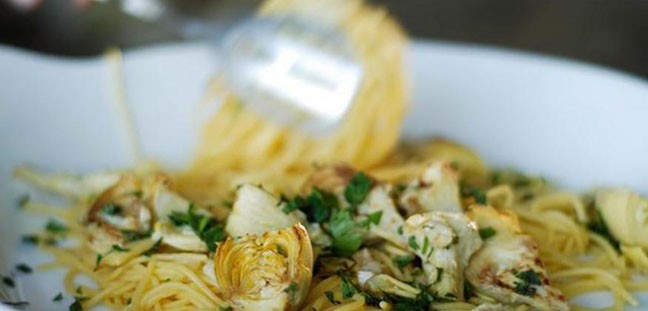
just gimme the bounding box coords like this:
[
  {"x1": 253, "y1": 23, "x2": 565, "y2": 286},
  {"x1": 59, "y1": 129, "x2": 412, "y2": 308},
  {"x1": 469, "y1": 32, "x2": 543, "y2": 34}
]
[
  {"x1": 466, "y1": 206, "x2": 568, "y2": 311},
  {"x1": 398, "y1": 161, "x2": 463, "y2": 216},
  {"x1": 86, "y1": 175, "x2": 157, "y2": 257},
  {"x1": 213, "y1": 224, "x2": 313, "y2": 311}
]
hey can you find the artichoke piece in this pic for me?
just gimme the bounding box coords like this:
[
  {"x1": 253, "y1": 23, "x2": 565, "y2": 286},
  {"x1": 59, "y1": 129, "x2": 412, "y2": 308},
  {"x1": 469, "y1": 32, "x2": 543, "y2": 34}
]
[
  {"x1": 151, "y1": 221, "x2": 207, "y2": 252},
  {"x1": 399, "y1": 161, "x2": 463, "y2": 216},
  {"x1": 213, "y1": 224, "x2": 313, "y2": 311},
  {"x1": 465, "y1": 206, "x2": 568, "y2": 311},
  {"x1": 85, "y1": 175, "x2": 156, "y2": 258},
  {"x1": 356, "y1": 184, "x2": 407, "y2": 246},
  {"x1": 15, "y1": 166, "x2": 120, "y2": 199},
  {"x1": 402, "y1": 213, "x2": 466, "y2": 299},
  {"x1": 226, "y1": 184, "x2": 306, "y2": 237},
  {"x1": 365, "y1": 274, "x2": 421, "y2": 299},
  {"x1": 352, "y1": 248, "x2": 386, "y2": 286},
  {"x1": 307, "y1": 165, "x2": 406, "y2": 246},
  {"x1": 595, "y1": 188, "x2": 648, "y2": 248},
  {"x1": 472, "y1": 303, "x2": 510, "y2": 311}
]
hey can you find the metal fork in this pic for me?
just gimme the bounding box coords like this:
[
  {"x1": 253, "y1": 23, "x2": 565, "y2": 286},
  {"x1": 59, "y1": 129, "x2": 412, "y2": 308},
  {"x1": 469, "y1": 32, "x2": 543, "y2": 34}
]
[{"x1": 119, "y1": 0, "x2": 364, "y2": 135}]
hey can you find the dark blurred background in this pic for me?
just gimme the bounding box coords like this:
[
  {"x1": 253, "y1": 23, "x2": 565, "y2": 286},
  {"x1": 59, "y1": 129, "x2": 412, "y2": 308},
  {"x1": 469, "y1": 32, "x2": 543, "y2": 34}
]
[{"x1": 1, "y1": 0, "x2": 647, "y2": 79}]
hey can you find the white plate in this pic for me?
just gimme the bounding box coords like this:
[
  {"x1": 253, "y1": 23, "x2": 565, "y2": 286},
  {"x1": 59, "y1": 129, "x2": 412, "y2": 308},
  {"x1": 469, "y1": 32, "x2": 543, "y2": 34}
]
[{"x1": 0, "y1": 40, "x2": 647, "y2": 310}]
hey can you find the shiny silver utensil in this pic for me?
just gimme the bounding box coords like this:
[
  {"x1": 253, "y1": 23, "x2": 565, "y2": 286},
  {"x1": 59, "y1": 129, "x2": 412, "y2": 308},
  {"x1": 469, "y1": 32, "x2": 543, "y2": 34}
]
[{"x1": 121, "y1": 0, "x2": 364, "y2": 134}]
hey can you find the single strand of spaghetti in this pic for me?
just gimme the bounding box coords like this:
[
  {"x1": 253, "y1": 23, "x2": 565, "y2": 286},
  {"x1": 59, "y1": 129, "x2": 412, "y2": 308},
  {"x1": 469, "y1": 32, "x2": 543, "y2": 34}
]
[
  {"x1": 323, "y1": 294, "x2": 365, "y2": 311},
  {"x1": 140, "y1": 282, "x2": 215, "y2": 309},
  {"x1": 434, "y1": 302, "x2": 475, "y2": 311},
  {"x1": 85, "y1": 283, "x2": 122, "y2": 308},
  {"x1": 589, "y1": 233, "x2": 625, "y2": 271},
  {"x1": 530, "y1": 192, "x2": 588, "y2": 223},
  {"x1": 155, "y1": 263, "x2": 223, "y2": 304},
  {"x1": 104, "y1": 256, "x2": 149, "y2": 281},
  {"x1": 130, "y1": 258, "x2": 156, "y2": 310},
  {"x1": 551, "y1": 268, "x2": 636, "y2": 306},
  {"x1": 305, "y1": 276, "x2": 341, "y2": 305},
  {"x1": 46, "y1": 248, "x2": 100, "y2": 281},
  {"x1": 153, "y1": 253, "x2": 209, "y2": 264}
]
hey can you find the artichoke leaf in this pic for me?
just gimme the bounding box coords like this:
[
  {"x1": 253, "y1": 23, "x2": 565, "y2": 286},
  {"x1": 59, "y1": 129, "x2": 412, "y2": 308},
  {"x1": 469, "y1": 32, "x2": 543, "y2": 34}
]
[{"x1": 226, "y1": 184, "x2": 306, "y2": 237}]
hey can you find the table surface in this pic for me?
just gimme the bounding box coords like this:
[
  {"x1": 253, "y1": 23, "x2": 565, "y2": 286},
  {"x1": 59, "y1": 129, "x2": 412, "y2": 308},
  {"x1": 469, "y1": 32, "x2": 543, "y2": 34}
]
[{"x1": 1, "y1": 0, "x2": 647, "y2": 80}]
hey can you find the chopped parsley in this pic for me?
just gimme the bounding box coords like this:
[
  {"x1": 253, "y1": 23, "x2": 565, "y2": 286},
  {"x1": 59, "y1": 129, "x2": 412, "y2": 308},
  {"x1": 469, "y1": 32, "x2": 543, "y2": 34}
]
[
  {"x1": 95, "y1": 254, "x2": 103, "y2": 267},
  {"x1": 516, "y1": 269, "x2": 542, "y2": 285},
  {"x1": 397, "y1": 225, "x2": 404, "y2": 235},
  {"x1": 489, "y1": 172, "x2": 502, "y2": 184},
  {"x1": 344, "y1": 172, "x2": 372, "y2": 207},
  {"x1": 385, "y1": 290, "x2": 433, "y2": 311},
  {"x1": 393, "y1": 255, "x2": 414, "y2": 268},
  {"x1": 16, "y1": 263, "x2": 32, "y2": 273},
  {"x1": 281, "y1": 200, "x2": 298, "y2": 214},
  {"x1": 53, "y1": 293, "x2": 63, "y2": 302},
  {"x1": 219, "y1": 307, "x2": 233, "y2": 311},
  {"x1": 276, "y1": 244, "x2": 287, "y2": 256},
  {"x1": 283, "y1": 282, "x2": 298, "y2": 294},
  {"x1": 478, "y1": 227, "x2": 497, "y2": 240},
  {"x1": 169, "y1": 203, "x2": 225, "y2": 251},
  {"x1": 310, "y1": 189, "x2": 338, "y2": 222},
  {"x1": 1, "y1": 301, "x2": 28, "y2": 307},
  {"x1": 143, "y1": 238, "x2": 164, "y2": 257},
  {"x1": 461, "y1": 185, "x2": 487, "y2": 205},
  {"x1": 435, "y1": 267, "x2": 444, "y2": 283},
  {"x1": 358, "y1": 211, "x2": 383, "y2": 229},
  {"x1": 18, "y1": 194, "x2": 29, "y2": 208},
  {"x1": 120, "y1": 230, "x2": 151, "y2": 242},
  {"x1": 463, "y1": 282, "x2": 474, "y2": 300},
  {"x1": 69, "y1": 299, "x2": 83, "y2": 311},
  {"x1": 408, "y1": 236, "x2": 420, "y2": 250},
  {"x1": 45, "y1": 219, "x2": 68, "y2": 234},
  {"x1": 111, "y1": 244, "x2": 130, "y2": 252},
  {"x1": 587, "y1": 209, "x2": 620, "y2": 250},
  {"x1": 129, "y1": 191, "x2": 143, "y2": 198},
  {"x1": 513, "y1": 269, "x2": 541, "y2": 296},
  {"x1": 421, "y1": 236, "x2": 430, "y2": 255},
  {"x1": 101, "y1": 204, "x2": 123, "y2": 216},
  {"x1": 338, "y1": 271, "x2": 357, "y2": 299},
  {"x1": 521, "y1": 193, "x2": 535, "y2": 201},
  {"x1": 325, "y1": 291, "x2": 340, "y2": 304},
  {"x1": 21, "y1": 234, "x2": 39, "y2": 245},
  {"x1": 390, "y1": 184, "x2": 407, "y2": 198},
  {"x1": 329, "y1": 209, "x2": 363, "y2": 256},
  {"x1": 2, "y1": 276, "x2": 15, "y2": 287}
]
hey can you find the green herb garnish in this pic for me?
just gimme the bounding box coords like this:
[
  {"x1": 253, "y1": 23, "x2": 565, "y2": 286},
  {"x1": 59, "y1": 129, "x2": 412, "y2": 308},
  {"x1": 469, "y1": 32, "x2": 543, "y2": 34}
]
[
  {"x1": 21, "y1": 235, "x2": 39, "y2": 245},
  {"x1": 2, "y1": 276, "x2": 15, "y2": 287},
  {"x1": 45, "y1": 219, "x2": 68, "y2": 234},
  {"x1": 478, "y1": 227, "x2": 497, "y2": 240},
  {"x1": 143, "y1": 238, "x2": 163, "y2": 257},
  {"x1": 359, "y1": 211, "x2": 382, "y2": 229},
  {"x1": 339, "y1": 272, "x2": 357, "y2": 299},
  {"x1": 344, "y1": 172, "x2": 372, "y2": 207},
  {"x1": 169, "y1": 203, "x2": 225, "y2": 251},
  {"x1": 69, "y1": 299, "x2": 83, "y2": 311},
  {"x1": 408, "y1": 236, "x2": 420, "y2": 250},
  {"x1": 101, "y1": 204, "x2": 123, "y2": 216},
  {"x1": 393, "y1": 255, "x2": 414, "y2": 268},
  {"x1": 329, "y1": 209, "x2": 363, "y2": 257},
  {"x1": 16, "y1": 263, "x2": 32, "y2": 273},
  {"x1": 18, "y1": 194, "x2": 29, "y2": 208},
  {"x1": 111, "y1": 244, "x2": 130, "y2": 252},
  {"x1": 53, "y1": 293, "x2": 63, "y2": 302}
]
